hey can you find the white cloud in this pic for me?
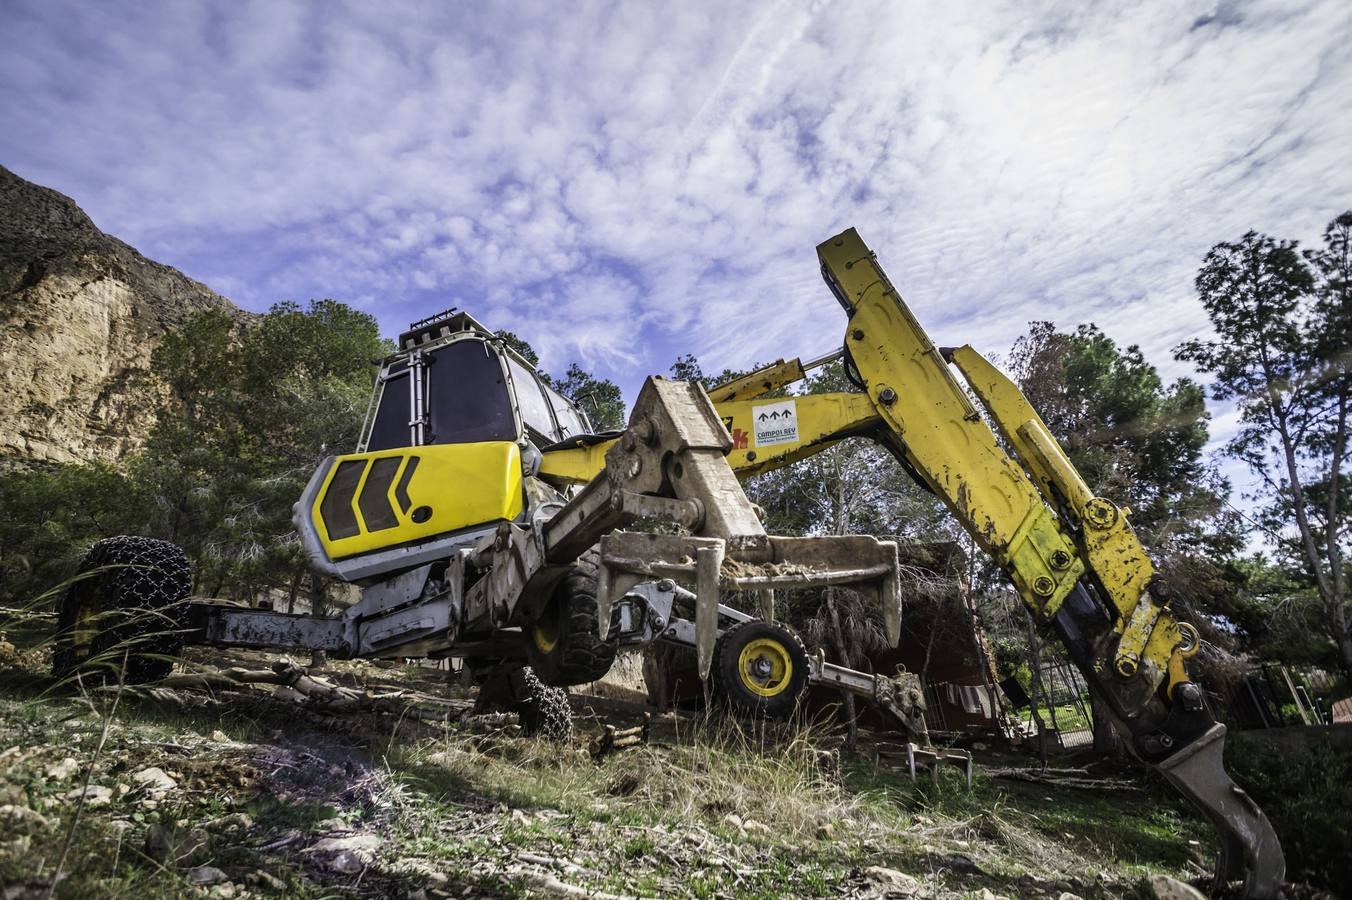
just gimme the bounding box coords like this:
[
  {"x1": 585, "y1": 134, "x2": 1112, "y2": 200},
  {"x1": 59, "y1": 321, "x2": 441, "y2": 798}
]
[{"x1": 2, "y1": 0, "x2": 1350, "y2": 404}]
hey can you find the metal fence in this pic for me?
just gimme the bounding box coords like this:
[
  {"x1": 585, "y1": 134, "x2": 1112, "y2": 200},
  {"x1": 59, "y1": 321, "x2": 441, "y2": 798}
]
[
  {"x1": 925, "y1": 661, "x2": 1345, "y2": 751},
  {"x1": 1202, "y1": 664, "x2": 1345, "y2": 729},
  {"x1": 1023, "y1": 661, "x2": 1094, "y2": 750}
]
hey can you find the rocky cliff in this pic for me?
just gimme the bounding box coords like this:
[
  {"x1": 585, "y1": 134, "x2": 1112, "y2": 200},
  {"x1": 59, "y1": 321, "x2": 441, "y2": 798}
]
[{"x1": 0, "y1": 165, "x2": 243, "y2": 463}]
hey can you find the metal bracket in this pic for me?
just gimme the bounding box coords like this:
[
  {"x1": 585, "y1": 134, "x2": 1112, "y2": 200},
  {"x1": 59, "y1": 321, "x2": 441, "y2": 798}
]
[
  {"x1": 201, "y1": 607, "x2": 349, "y2": 654},
  {"x1": 807, "y1": 648, "x2": 931, "y2": 746}
]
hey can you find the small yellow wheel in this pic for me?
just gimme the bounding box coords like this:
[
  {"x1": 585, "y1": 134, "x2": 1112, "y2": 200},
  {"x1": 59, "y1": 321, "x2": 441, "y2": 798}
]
[
  {"x1": 713, "y1": 621, "x2": 808, "y2": 718},
  {"x1": 736, "y1": 637, "x2": 794, "y2": 698}
]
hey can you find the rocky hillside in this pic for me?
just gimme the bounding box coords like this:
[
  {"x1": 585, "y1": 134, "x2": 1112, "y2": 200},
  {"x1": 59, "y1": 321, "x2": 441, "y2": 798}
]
[{"x1": 0, "y1": 165, "x2": 243, "y2": 464}]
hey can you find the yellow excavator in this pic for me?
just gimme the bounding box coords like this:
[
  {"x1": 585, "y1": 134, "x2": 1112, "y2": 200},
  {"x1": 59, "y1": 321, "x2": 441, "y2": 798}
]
[{"x1": 54, "y1": 228, "x2": 1284, "y2": 896}]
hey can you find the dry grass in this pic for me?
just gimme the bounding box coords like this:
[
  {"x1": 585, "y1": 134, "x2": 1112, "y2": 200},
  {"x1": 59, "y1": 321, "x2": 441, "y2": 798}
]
[{"x1": 0, "y1": 585, "x2": 1213, "y2": 899}]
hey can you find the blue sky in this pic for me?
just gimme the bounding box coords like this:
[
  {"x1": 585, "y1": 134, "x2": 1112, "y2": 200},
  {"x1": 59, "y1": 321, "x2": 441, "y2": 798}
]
[{"x1": 3, "y1": 0, "x2": 1351, "y2": 508}]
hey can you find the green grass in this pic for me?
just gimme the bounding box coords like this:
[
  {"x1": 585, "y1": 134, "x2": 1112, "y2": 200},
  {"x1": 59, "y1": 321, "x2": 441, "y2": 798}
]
[
  {"x1": 1024, "y1": 701, "x2": 1093, "y2": 733},
  {"x1": 0, "y1": 636, "x2": 1220, "y2": 899}
]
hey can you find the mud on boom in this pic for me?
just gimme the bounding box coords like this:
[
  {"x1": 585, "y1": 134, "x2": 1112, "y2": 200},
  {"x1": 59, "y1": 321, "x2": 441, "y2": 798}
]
[{"x1": 55, "y1": 230, "x2": 1283, "y2": 897}]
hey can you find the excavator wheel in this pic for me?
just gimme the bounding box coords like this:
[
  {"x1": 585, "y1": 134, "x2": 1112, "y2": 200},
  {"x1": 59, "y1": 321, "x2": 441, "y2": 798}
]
[
  {"x1": 52, "y1": 536, "x2": 192, "y2": 683},
  {"x1": 473, "y1": 665, "x2": 573, "y2": 741},
  {"x1": 527, "y1": 550, "x2": 618, "y2": 687},
  {"x1": 713, "y1": 620, "x2": 809, "y2": 719}
]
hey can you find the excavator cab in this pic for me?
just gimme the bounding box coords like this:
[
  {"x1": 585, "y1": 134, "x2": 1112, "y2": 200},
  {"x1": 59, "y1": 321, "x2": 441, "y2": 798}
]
[
  {"x1": 362, "y1": 309, "x2": 592, "y2": 453},
  {"x1": 295, "y1": 309, "x2": 593, "y2": 583}
]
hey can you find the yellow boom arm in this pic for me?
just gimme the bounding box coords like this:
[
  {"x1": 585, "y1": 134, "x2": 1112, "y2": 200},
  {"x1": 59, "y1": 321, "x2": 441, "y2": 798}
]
[{"x1": 816, "y1": 228, "x2": 1281, "y2": 898}]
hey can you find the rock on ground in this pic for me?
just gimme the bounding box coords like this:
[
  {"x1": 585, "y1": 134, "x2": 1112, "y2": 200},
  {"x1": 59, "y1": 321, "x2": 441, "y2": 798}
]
[
  {"x1": 131, "y1": 766, "x2": 177, "y2": 794},
  {"x1": 1148, "y1": 874, "x2": 1207, "y2": 900},
  {"x1": 186, "y1": 865, "x2": 229, "y2": 885},
  {"x1": 63, "y1": 785, "x2": 111, "y2": 807},
  {"x1": 863, "y1": 865, "x2": 922, "y2": 896}
]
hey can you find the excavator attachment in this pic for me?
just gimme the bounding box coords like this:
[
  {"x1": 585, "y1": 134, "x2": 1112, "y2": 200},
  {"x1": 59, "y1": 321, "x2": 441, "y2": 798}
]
[
  {"x1": 1160, "y1": 725, "x2": 1285, "y2": 897},
  {"x1": 816, "y1": 228, "x2": 1284, "y2": 897},
  {"x1": 537, "y1": 376, "x2": 903, "y2": 680},
  {"x1": 595, "y1": 529, "x2": 901, "y2": 678}
]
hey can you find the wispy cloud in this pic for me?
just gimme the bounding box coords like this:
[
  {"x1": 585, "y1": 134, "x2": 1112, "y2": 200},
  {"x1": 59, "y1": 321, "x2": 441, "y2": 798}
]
[{"x1": 3, "y1": 0, "x2": 1349, "y2": 398}]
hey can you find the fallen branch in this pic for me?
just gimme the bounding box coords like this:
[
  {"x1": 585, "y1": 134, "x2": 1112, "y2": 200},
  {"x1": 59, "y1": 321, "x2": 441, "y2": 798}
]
[
  {"x1": 148, "y1": 659, "x2": 471, "y2": 723},
  {"x1": 589, "y1": 714, "x2": 651, "y2": 761},
  {"x1": 158, "y1": 671, "x2": 266, "y2": 691},
  {"x1": 987, "y1": 766, "x2": 1144, "y2": 792}
]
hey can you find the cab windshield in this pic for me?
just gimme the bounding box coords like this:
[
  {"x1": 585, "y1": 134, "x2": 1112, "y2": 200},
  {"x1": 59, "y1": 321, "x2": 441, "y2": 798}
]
[{"x1": 365, "y1": 339, "x2": 517, "y2": 451}]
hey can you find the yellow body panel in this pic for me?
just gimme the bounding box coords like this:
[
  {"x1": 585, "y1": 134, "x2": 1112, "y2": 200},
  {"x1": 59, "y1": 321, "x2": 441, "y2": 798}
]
[
  {"x1": 539, "y1": 393, "x2": 881, "y2": 485},
  {"x1": 947, "y1": 346, "x2": 1174, "y2": 681},
  {"x1": 716, "y1": 392, "x2": 880, "y2": 477},
  {"x1": 311, "y1": 442, "x2": 523, "y2": 560},
  {"x1": 706, "y1": 358, "x2": 806, "y2": 403},
  {"x1": 538, "y1": 439, "x2": 616, "y2": 485}
]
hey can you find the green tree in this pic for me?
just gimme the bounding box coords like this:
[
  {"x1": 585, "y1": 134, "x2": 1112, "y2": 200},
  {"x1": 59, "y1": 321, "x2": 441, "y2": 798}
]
[
  {"x1": 668, "y1": 353, "x2": 764, "y2": 392},
  {"x1": 1176, "y1": 216, "x2": 1352, "y2": 674},
  {"x1": 552, "y1": 363, "x2": 625, "y2": 431},
  {"x1": 1219, "y1": 556, "x2": 1329, "y2": 664},
  {"x1": 495, "y1": 330, "x2": 540, "y2": 368},
  {"x1": 669, "y1": 353, "x2": 707, "y2": 386},
  {"x1": 1010, "y1": 322, "x2": 1225, "y2": 549},
  {"x1": 146, "y1": 299, "x2": 388, "y2": 597},
  {"x1": 0, "y1": 462, "x2": 142, "y2": 605}
]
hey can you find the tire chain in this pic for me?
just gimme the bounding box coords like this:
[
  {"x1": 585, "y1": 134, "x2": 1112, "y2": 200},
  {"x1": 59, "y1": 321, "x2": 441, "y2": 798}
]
[
  {"x1": 92, "y1": 536, "x2": 192, "y2": 610},
  {"x1": 517, "y1": 666, "x2": 574, "y2": 742},
  {"x1": 56, "y1": 536, "x2": 192, "y2": 681}
]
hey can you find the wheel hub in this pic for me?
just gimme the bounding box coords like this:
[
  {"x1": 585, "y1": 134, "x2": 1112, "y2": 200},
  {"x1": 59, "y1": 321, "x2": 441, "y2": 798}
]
[{"x1": 737, "y1": 637, "x2": 793, "y2": 697}]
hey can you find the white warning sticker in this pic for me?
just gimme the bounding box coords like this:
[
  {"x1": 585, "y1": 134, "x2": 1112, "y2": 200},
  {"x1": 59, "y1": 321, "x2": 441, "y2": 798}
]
[{"x1": 751, "y1": 399, "x2": 799, "y2": 447}]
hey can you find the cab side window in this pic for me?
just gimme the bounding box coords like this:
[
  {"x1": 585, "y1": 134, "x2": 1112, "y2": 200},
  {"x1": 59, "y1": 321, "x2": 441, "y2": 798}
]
[
  {"x1": 365, "y1": 361, "x2": 411, "y2": 451},
  {"x1": 546, "y1": 385, "x2": 590, "y2": 437},
  {"x1": 505, "y1": 357, "x2": 560, "y2": 443}
]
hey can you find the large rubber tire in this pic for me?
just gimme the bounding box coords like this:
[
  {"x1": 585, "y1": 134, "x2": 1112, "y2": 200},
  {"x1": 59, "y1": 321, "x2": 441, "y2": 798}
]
[
  {"x1": 526, "y1": 551, "x2": 617, "y2": 687},
  {"x1": 712, "y1": 620, "x2": 809, "y2": 720},
  {"x1": 52, "y1": 536, "x2": 192, "y2": 683}
]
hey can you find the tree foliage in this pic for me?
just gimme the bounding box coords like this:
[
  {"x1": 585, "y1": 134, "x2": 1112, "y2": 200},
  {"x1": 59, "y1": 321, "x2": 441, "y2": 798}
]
[
  {"x1": 552, "y1": 363, "x2": 625, "y2": 431},
  {"x1": 146, "y1": 299, "x2": 389, "y2": 597},
  {"x1": 0, "y1": 461, "x2": 139, "y2": 605},
  {"x1": 1176, "y1": 213, "x2": 1352, "y2": 673},
  {"x1": 1010, "y1": 322, "x2": 1223, "y2": 549},
  {"x1": 494, "y1": 329, "x2": 540, "y2": 368}
]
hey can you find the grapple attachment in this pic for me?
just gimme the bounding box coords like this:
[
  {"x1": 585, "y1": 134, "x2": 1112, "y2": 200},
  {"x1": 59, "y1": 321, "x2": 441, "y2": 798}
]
[
  {"x1": 1159, "y1": 725, "x2": 1285, "y2": 897},
  {"x1": 536, "y1": 377, "x2": 903, "y2": 678}
]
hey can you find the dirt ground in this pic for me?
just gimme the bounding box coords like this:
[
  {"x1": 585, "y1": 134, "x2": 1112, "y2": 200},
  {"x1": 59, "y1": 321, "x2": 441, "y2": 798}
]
[{"x1": 0, "y1": 643, "x2": 1227, "y2": 899}]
